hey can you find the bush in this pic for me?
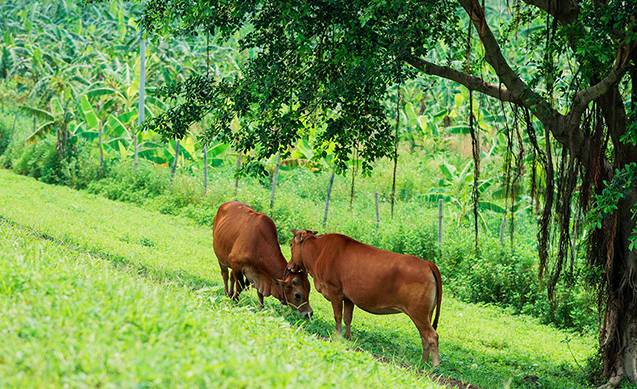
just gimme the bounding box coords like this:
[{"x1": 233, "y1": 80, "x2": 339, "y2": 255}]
[
  {"x1": 88, "y1": 160, "x2": 170, "y2": 204},
  {"x1": 4, "y1": 133, "x2": 597, "y2": 333},
  {"x1": 0, "y1": 120, "x2": 10, "y2": 156},
  {"x1": 6, "y1": 136, "x2": 100, "y2": 188}
]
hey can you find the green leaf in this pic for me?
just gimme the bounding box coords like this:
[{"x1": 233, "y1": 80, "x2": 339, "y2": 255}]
[
  {"x1": 208, "y1": 143, "x2": 229, "y2": 158},
  {"x1": 25, "y1": 121, "x2": 54, "y2": 142},
  {"x1": 439, "y1": 162, "x2": 456, "y2": 180},
  {"x1": 447, "y1": 125, "x2": 471, "y2": 135},
  {"x1": 20, "y1": 105, "x2": 54, "y2": 121},
  {"x1": 86, "y1": 87, "x2": 118, "y2": 99},
  {"x1": 80, "y1": 95, "x2": 99, "y2": 129},
  {"x1": 478, "y1": 201, "x2": 506, "y2": 213},
  {"x1": 106, "y1": 114, "x2": 128, "y2": 137}
]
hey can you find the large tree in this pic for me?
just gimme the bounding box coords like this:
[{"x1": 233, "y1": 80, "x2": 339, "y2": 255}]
[{"x1": 139, "y1": 0, "x2": 637, "y2": 385}]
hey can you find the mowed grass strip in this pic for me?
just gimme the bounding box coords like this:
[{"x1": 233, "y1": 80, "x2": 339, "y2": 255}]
[
  {"x1": 0, "y1": 221, "x2": 439, "y2": 388},
  {"x1": 0, "y1": 170, "x2": 595, "y2": 388}
]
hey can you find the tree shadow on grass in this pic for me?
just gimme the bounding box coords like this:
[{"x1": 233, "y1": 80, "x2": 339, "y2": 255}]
[
  {"x1": 275, "y1": 307, "x2": 589, "y2": 389},
  {"x1": 4, "y1": 218, "x2": 588, "y2": 389}
]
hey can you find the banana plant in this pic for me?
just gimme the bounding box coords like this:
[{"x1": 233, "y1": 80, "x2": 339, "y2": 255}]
[{"x1": 424, "y1": 159, "x2": 504, "y2": 227}]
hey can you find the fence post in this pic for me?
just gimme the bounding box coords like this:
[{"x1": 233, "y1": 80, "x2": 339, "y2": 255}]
[
  {"x1": 136, "y1": 29, "x2": 145, "y2": 168},
  {"x1": 499, "y1": 214, "x2": 506, "y2": 245},
  {"x1": 375, "y1": 192, "x2": 380, "y2": 229},
  {"x1": 437, "y1": 199, "x2": 443, "y2": 248},
  {"x1": 322, "y1": 172, "x2": 335, "y2": 226},
  {"x1": 203, "y1": 144, "x2": 208, "y2": 194},
  {"x1": 234, "y1": 152, "x2": 241, "y2": 198},
  {"x1": 270, "y1": 152, "x2": 281, "y2": 210}
]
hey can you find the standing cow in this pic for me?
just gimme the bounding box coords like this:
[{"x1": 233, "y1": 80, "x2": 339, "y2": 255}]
[
  {"x1": 213, "y1": 201, "x2": 313, "y2": 318},
  {"x1": 288, "y1": 229, "x2": 442, "y2": 366}
]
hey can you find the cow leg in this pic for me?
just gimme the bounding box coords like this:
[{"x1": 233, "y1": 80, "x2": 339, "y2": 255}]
[
  {"x1": 343, "y1": 299, "x2": 354, "y2": 340},
  {"x1": 330, "y1": 299, "x2": 343, "y2": 336},
  {"x1": 220, "y1": 264, "x2": 231, "y2": 298},
  {"x1": 229, "y1": 270, "x2": 237, "y2": 301},
  {"x1": 233, "y1": 270, "x2": 247, "y2": 302},
  {"x1": 415, "y1": 320, "x2": 439, "y2": 367},
  {"x1": 426, "y1": 326, "x2": 440, "y2": 367},
  {"x1": 257, "y1": 291, "x2": 264, "y2": 308}
]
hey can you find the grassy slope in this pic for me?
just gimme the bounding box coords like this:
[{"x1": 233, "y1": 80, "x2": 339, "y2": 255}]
[
  {"x1": 0, "y1": 169, "x2": 595, "y2": 388},
  {"x1": 0, "y1": 223, "x2": 444, "y2": 388}
]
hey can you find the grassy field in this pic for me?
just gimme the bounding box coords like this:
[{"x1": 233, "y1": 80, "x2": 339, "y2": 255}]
[{"x1": 0, "y1": 169, "x2": 596, "y2": 388}]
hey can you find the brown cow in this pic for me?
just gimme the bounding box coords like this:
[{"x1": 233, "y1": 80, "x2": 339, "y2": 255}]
[
  {"x1": 288, "y1": 230, "x2": 442, "y2": 366},
  {"x1": 213, "y1": 201, "x2": 313, "y2": 318}
]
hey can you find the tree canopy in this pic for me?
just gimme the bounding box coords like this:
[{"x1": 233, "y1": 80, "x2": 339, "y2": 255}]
[{"x1": 139, "y1": 0, "x2": 637, "y2": 384}]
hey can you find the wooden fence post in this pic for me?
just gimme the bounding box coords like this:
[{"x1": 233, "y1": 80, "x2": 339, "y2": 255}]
[
  {"x1": 322, "y1": 172, "x2": 335, "y2": 226},
  {"x1": 234, "y1": 153, "x2": 241, "y2": 198},
  {"x1": 375, "y1": 192, "x2": 380, "y2": 230},
  {"x1": 437, "y1": 199, "x2": 443, "y2": 248},
  {"x1": 136, "y1": 29, "x2": 145, "y2": 168},
  {"x1": 270, "y1": 152, "x2": 281, "y2": 210},
  {"x1": 203, "y1": 144, "x2": 208, "y2": 194},
  {"x1": 171, "y1": 139, "x2": 180, "y2": 180}
]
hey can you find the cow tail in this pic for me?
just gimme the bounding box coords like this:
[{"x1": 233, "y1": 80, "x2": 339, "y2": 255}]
[{"x1": 429, "y1": 262, "x2": 442, "y2": 330}]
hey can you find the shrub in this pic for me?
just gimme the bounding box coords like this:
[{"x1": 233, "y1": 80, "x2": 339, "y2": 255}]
[
  {"x1": 88, "y1": 160, "x2": 170, "y2": 204},
  {"x1": 6, "y1": 136, "x2": 101, "y2": 188},
  {"x1": 0, "y1": 120, "x2": 10, "y2": 156},
  {"x1": 4, "y1": 136, "x2": 597, "y2": 333}
]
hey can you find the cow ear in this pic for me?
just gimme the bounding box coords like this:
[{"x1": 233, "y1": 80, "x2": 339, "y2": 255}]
[{"x1": 290, "y1": 229, "x2": 300, "y2": 236}]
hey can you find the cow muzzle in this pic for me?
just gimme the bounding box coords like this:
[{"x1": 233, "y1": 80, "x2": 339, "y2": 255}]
[{"x1": 302, "y1": 309, "x2": 313, "y2": 320}]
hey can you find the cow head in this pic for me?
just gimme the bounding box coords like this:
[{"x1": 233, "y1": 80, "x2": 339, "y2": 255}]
[
  {"x1": 276, "y1": 269, "x2": 313, "y2": 319},
  {"x1": 288, "y1": 229, "x2": 317, "y2": 273}
]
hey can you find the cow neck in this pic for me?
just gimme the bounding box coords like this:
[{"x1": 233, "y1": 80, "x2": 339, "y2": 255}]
[
  {"x1": 299, "y1": 236, "x2": 319, "y2": 276},
  {"x1": 267, "y1": 250, "x2": 287, "y2": 303},
  {"x1": 260, "y1": 243, "x2": 286, "y2": 280}
]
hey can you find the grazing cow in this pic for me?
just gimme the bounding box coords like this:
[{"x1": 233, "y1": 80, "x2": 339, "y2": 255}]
[
  {"x1": 288, "y1": 230, "x2": 442, "y2": 366},
  {"x1": 213, "y1": 201, "x2": 313, "y2": 318}
]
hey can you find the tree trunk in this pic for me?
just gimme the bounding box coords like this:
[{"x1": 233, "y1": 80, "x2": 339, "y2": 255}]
[
  {"x1": 595, "y1": 84, "x2": 637, "y2": 385},
  {"x1": 601, "y1": 188, "x2": 637, "y2": 385}
]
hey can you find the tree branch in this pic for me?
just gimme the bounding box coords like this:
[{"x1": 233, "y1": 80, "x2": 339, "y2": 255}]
[
  {"x1": 521, "y1": 0, "x2": 579, "y2": 24},
  {"x1": 458, "y1": 0, "x2": 561, "y2": 129},
  {"x1": 457, "y1": 0, "x2": 599, "y2": 165},
  {"x1": 404, "y1": 55, "x2": 520, "y2": 104},
  {"x1": 570, "y1": 46, "x2": 635, "y2": 124}
]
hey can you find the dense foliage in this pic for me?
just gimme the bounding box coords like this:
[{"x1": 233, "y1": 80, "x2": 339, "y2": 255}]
[{"x1": 138, "y1": 0, "x2": 637, "y2": 384}]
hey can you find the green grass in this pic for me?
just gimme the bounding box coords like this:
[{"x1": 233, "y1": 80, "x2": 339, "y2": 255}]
[
  {"x1": 0, "y1": 223, "x2": 441, "y2": 388},
  {"x1": 0, "y1": 169, "x2": 596, "y2": 388}
]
